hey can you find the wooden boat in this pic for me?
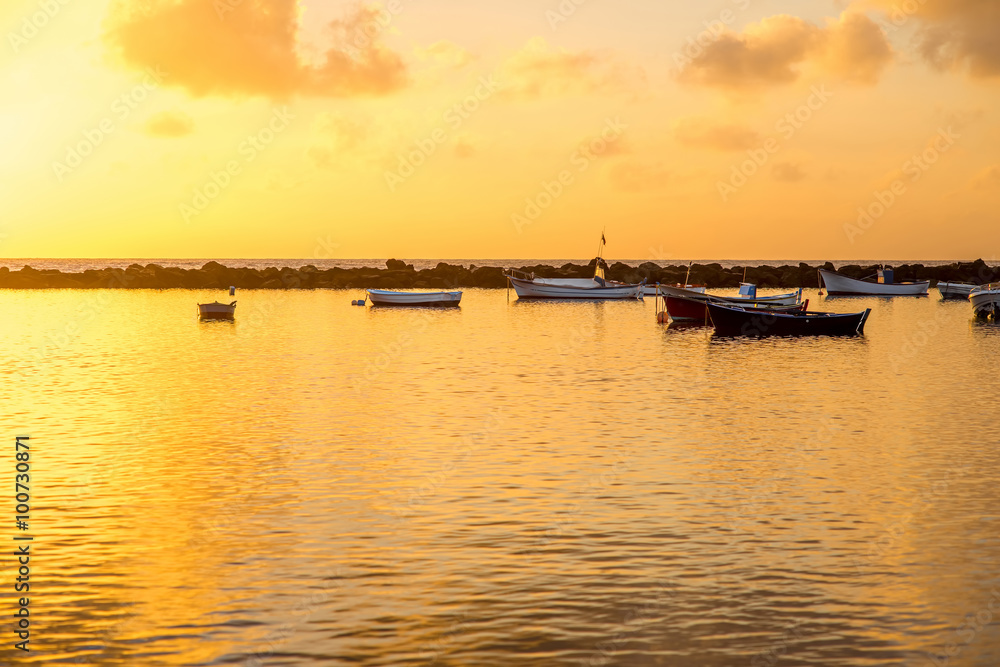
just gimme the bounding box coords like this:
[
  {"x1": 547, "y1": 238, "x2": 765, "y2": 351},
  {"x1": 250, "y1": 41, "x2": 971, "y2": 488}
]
[
  {"x1": 706, "y1": 302, "x2": 871, "y2": 337},
  {"x1": 366, "y1": 289, "x2": 462, "y2": 306},
  {"x1": 198, "y1": 301, "x2": 237, "y2": 320},
  {"x1": 507, "y1": 275, "x2": 643, "y2": 299},
  {"x1": 729, "y1": 283, "x2": 802, "y2": 306},
  {"x1": 938, "y1": 281, "x2": 977, "y2": 300},
  {"x1": 642, "y1": 283, "x2": 705, "y2": 297},
  {"x1": 655, "y1": 285, "x2": 805, "y2": 322},
  {"x1": 505, "y1": 234, "x2": 643, "y2": 300},
  {"x1": 970, "y1": 284, "x2": 1000, "y2": 319},
  {"x1": 818, "y1": 267, "x2": 928, "y2": 296}
]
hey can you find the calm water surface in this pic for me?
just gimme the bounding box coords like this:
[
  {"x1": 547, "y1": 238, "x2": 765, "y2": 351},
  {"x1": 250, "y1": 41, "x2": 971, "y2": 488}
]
[{"x1": 2, "y1": 289, "x2": 999, "y2": 666}]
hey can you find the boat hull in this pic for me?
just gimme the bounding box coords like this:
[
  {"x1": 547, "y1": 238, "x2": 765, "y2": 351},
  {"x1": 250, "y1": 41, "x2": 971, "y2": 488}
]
[
  {"x1": 724, "y1": 291, "x2": 801, "y2": 306},
  {"x1": 706, "y1": 303, "x2": 871, "y2": 337},
  {"x1": 663, "y1": 294, "x2": 711, "y2": 322},
  {"x1": 642, "y1": 283, "x2": 705, "y2": 297},
  {"x1": 198, "y1": 302, "x2": 236, "y2": 319},
  {"x1": 661, "y1": 293, "x2": 807, "y2": 323},
  {"x1": 819, "y1": 269, "x2": 928, "y2": 296},
  {"x1": 367, "y1": 290, "x2": 462, "y2": 306},
  {"x1": 938, "y1": 282, "x2": 977, "y2": 300},
  {"x1": 970, "y1": 288, "x2": 1000, "y2": 317},
  {"x1": 656, "y1": 286, "x2": 805, "y2": 321},
  {"x1": 508, "y1": 277, "x2": 642, "y2": 299}
]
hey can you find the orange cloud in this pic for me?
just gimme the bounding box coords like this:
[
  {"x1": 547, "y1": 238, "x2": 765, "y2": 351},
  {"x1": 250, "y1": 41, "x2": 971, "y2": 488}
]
[
  {"x1": 415, "y1": 41, "x2": 475, "y2": 69},
  {"x1": 674, "y1": 118, "x2": 761, "y2": 151},
  {"x1": 971, "y1": 164, "x2": 1000, "y2": 191},
  {"x1": 498, "y1": 37, "x2": 644, "y2": 98},
  {"x1": 144, "y1": 110, "x2": 194, "y2": 137},
  {"x1": 307, "y1": 112, "x2": 368, "y2": 169},
  {"x1": 820, "y1": 12, "x2": 893, "y2": 84},
  {"x1": 103, "y1": 0, "x2": 407, "y2": 98},
  {"x1": 453, "y1": 136, "x2": 477, "y2": 158},
  {"x1": 867, "y1": 0, "x2": 1000, "y2": 78},
  {"x1": 677, "y1": 12, "x2": 891, "y2": 89},
  {"x1": 772, "y1": 161, "x2": 806, "y2": 182}
]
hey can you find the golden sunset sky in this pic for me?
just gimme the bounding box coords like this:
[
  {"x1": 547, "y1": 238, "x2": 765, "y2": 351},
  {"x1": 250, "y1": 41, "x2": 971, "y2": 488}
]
[{"x1": 1, "y1": 0, "x2": 998, "y2": 260}]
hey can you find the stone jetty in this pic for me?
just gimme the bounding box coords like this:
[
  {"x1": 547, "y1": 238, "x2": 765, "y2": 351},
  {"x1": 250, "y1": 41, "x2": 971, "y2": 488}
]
[{"x1": 0, "y1": 259, "x2": 998, "y2": 289}]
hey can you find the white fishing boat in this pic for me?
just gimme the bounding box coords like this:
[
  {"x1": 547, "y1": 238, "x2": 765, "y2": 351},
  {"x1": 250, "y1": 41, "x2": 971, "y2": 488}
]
[
  {"x1": 508, "y1": 275, "x2": 643, "y2": 299},
  {"x1": 819, "y1": 267, "x2": 928, "y2": 296},
  {"x1": 505, "y1": 233, "x2": 643, "y2": 300},
  {"x1": 198, "y1": 301, "x2": 237, "y2": 319},
  {"x1": 366, "y1": 289, "x2": 462, "y2": 306},
  {"x1": 728, "y1": 283, "x2": 802, "y2": 306},
  {"x1": 970, "y1": 284, "x2": 1000, "y2": 318},
  {"x1": 655, "y1": 284, "x2": 806, "y2": 322},
  {"x1": 642, "y1": 283, "x2": 705, "y2": 297},
  {"x1": 938, "y1": 281, "x2": 978, "y2": 300}
]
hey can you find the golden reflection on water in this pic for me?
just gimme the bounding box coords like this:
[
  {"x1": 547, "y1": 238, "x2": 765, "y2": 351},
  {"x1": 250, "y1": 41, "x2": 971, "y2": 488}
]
[{"x1": 2, "y1": 288, "x2": 1000, "y2": 665}]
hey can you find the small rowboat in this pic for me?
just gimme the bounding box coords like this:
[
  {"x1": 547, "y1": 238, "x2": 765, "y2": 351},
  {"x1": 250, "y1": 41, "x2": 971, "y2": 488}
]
[
  {"x1": 818, "y1": 267, "x2": 928, "y2": 296},
  {"x1": 938, "y1": 281, "x2": 978, "y2": 300},
  {"x1": 970, "y1": 284, "x2": 1000, "y2": 319},
  {"x1": 655, "y1": 285, "x2": 805, "y2": 322},
  {"x1": 642, "y1": 283, "x2": 705, "y2": 297},
  {"x1": 505, "y1": 235, "x2": 643, "y2": 300},
  {"x1": 729, "y1": 283, "x2": 802, "y2": 306},
  {"x1": 507, "y1": 275, "x2": 643, "y2": 299},
  {"x1": 366, "y1": 289, "x2": 462, "y2": 306},
  {"x1": 198, "y1": 301, "x2": 237, "y2": 320},
  {"x1": 706, "y1": 302, "x2": 871, "y2": 337}
]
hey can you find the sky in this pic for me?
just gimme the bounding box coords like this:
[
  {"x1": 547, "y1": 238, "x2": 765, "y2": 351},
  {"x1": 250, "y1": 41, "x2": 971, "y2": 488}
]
[{"x1": 1, "y1": 0, "x2": 998, "y2": 261}]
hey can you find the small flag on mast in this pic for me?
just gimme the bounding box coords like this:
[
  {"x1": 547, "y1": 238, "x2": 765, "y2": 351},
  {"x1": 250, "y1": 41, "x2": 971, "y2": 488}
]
[{"x1": 601, "y1": 233, "x2": 606, "y2": 245}]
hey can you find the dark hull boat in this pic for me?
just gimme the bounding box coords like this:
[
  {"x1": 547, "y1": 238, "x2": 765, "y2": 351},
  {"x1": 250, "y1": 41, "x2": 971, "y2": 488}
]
[
  {"x1": 656, "y1": 285, "x2": 807, "y2": 323},
  {"x1": 198, "y1": 301, "x2": 237, "y2": 320},
  {"x1": 661, "y1": 293, "x2": 808, "y2": 323},
  {"x1": 706, "y1": 302, "x2": 871, "y2": 337}
]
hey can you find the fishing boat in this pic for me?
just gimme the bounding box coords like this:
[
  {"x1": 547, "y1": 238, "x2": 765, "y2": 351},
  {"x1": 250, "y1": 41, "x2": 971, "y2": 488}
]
[
  {"x1": 507, "y1": 274, "x2": 643, "y2": 299},
  {"x1": 818, "y1": 267, "x2": 928, "y2": 296},
  {"x1": 655, "y1": 285, "x2": 806, "y2": 323},
  {"x1": 198, "y1": 301, "x2": 237, "y2": 320},
  {"x1": 505, "y1": 233, "x2": 643, "y2": 300},
  {"x1": 642, "y1": 283, "x2": 705, "y2": 297},
  {"x1": 730, "y1": 283, "x2": 802, "y2": 306},
  {"x1": 970, "y1": 284, "x2": 1000, "y2": 319},
  {"x1": 938, "y1": 281, "x2": 978, "y2": 300},
  {"x1": 706, "y1": 302, "x2": 871, "y2": 337},
  {"x1": 366, "y1": 289, "x2": 462, "y2": 306}
]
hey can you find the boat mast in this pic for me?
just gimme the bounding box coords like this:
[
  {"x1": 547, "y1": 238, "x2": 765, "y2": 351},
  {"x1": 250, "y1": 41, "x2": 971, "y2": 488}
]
[{"x1": 594, "y1": 229, "x2": 606, "y2": 281}]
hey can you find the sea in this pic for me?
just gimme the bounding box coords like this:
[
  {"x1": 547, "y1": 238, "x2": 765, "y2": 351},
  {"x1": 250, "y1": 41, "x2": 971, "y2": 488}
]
[
  {"x1": 0, "y1": 258, "x2": 978, "y2": 272},
  {"x1": 3, "y1": 283, "x2": 999, "y2": 666}
]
